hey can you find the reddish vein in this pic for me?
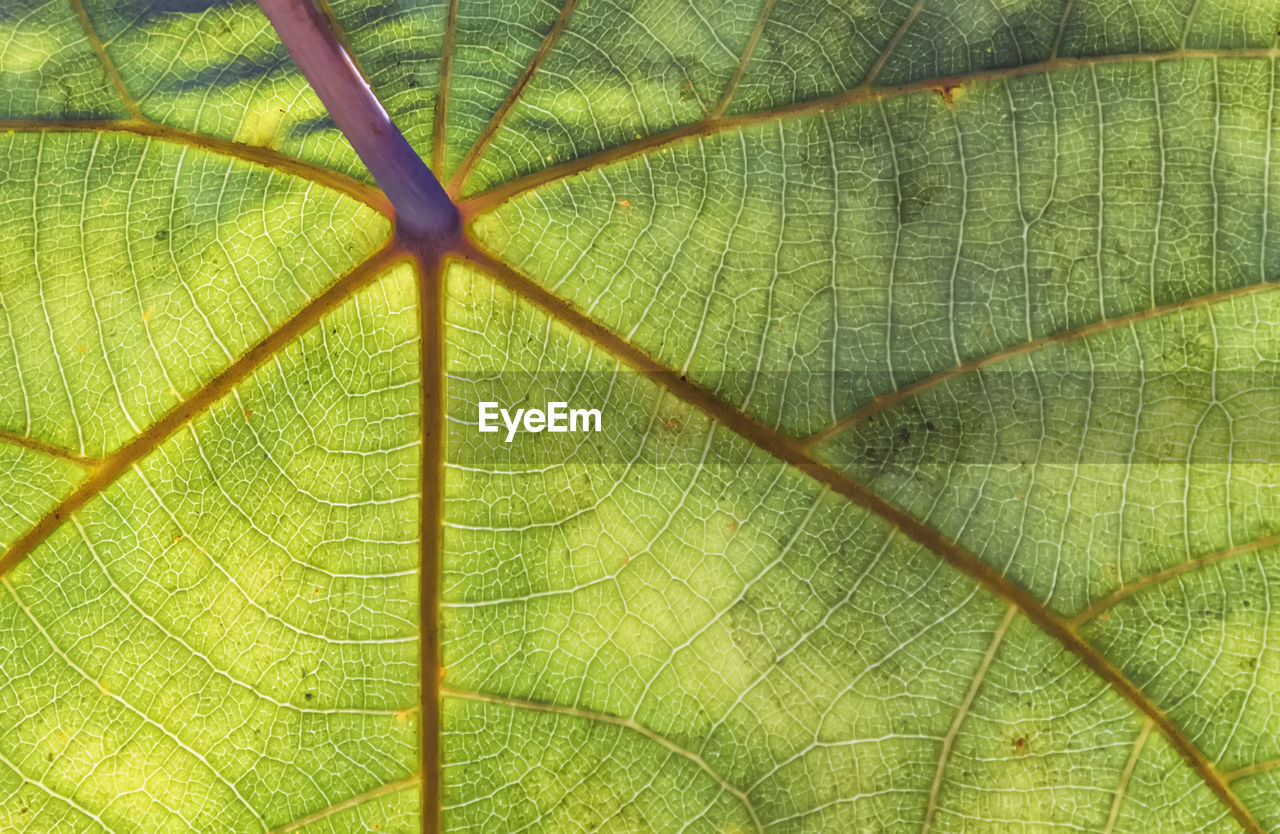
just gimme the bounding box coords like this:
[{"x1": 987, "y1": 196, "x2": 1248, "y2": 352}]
[
  {"x1": 47, "y1": 6, "x2": 1259, "y2": 832},
  {"x1": 446, "y1": 0, "x2": 581, "y2": 196},
  {"x1": 417, "y1": 252, "x2": 447, "y2": 834},
  {"x1": 456, "y1": 240, "x2": 1263, "y2": 834},
  {"x1": 0, "y1": 119, "x2": 390, "y2": 215},
  {"x1": 253, "y1": 3, "x2": 462, "y2": 831},
  {"x1": 312, "y1": 0, "x2": 369, "y2": 79},
  {"x1": 432, "y1": 0, "x2": 461, "y2": 173},
  {"x1": 0, "y1": 243, "x2": 400, "y2": 580},
  {"x1": 803, "y1": 276, "x2": 1280, "y2": 450},
  {"x1": 460, "y1": 45, "x2": 1280, "y2": 217}
]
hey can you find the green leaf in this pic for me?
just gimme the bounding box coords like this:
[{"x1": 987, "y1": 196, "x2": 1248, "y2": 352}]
[{"x1": 4, "y1": 0, "x2": 1280, "y2": 832}]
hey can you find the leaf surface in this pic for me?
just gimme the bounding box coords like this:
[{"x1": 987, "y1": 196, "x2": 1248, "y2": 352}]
[{"x1": 3, "y1": 0, "x2": 1280, "y2": 832}]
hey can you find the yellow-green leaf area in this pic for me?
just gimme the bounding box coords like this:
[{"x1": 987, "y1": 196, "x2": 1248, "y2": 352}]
[
  {"x1": 8, "y1": 0, "x2": 1280, "y2": 832},
  {"x1": 0, "y1": 130, "x2": 388, "y2": 456},
  {"x1": 0, "y1": 0, "x2": 127, "y2": 120},
  {"x1": 0, "y1": 263, "x2": 420, "y2": 831}
]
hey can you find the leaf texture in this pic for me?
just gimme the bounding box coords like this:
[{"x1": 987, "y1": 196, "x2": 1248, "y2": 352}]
[{"x1": 3, "y1": 0, "x2": 1280, "y2": 832}]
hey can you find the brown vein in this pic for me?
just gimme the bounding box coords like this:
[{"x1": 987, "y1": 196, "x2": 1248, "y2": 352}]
[
  {"x1": 446, "y1": 0, "x2": 581, "y2": 196},
  {"x1": 803, "y1": 276, "x2": 1280, "y2": 450},
  {"x1": 708, "y1": 0, "x2": 777, "y2": 119},
  {"x1": 1103, "y1": 718, "x2": 1153, "y2": 834},
  {"x1": 921, "y1": 603, "x2": 1017, "y2": 834},
  {"x1": 442, "y1": 686, "x2": 764, "y2": 833},
  {"x1": 458, "y1": 238, "x2": 1263, "y2": 834},
  {"x1": 1072, "y1": 531, "x2": 1280, "y2": 628},
  {"x1": 6, "y1": 32, "x2": 1272, "y2": 830},
  {"x1": 0, "y1": 429, "x2": 97, "y2": 468},
  {"x1": 0, "y1": 120, "x2": 391, "y2": 215},
  {"x1": 69, "y1": 0, "x2": 143, "y2": 120},
  {"x1": 1050, "y1": 0, "x2": 1078, "y2": 59},
  {"x1": 432, "y1": 0, "x2": 461, "y2": 173},
  {"x1": 416, "y1": 251, "x2": 446, "y2": 834},
  {"x1": 0, "y1": 242, "x2": 401, "y2": 580},
  {"x1": 862, "y1": 0, "x2": 927, "y2": 90},
  {"x1": 459, "y1": 46, "x2": 1280, "y2": 217},
  {"x1": 264, "y1": 773, "x2": 422, "y2": 834}
]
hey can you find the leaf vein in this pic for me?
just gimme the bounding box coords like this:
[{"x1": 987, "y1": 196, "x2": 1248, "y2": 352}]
[
  {"x1": 920, "y1": 604, "x2": 1017, "y2": 834},
  {"x1": 264, "y1": 773, "x2": 422, "y2": 834},
  {"x1": 68, "y1": 0, "x2": 143, "y2": 120},
  {"x1": 1, "y1": 577, "x2": 268, "y2": 831},
  {"x1": 446, "y1": 0, "x2": 583, "y2": 196},
  {"x1": 804, "y1": 277, "x2": 1280, "y2": 449},
  {"x1": 0, "y1": 243, "x2": 401, "y2": 582},
  {"x1": 0, "y1": 120, "x2": 390, "y2": 216},
  {"x1": 442, "y1": 687, "x2": 764, "y2": 834},
  {"x1": 460, "y1": 47, "x2": 1280, "y2": 217},
  {"x1": 459, "y1": 239, "x2": 1264, "y2": 834}
]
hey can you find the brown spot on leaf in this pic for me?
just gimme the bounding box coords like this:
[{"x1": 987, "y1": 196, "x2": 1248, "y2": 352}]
[{"x1": 934, "y1": 83, "x2": 963, "y2": 107}]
